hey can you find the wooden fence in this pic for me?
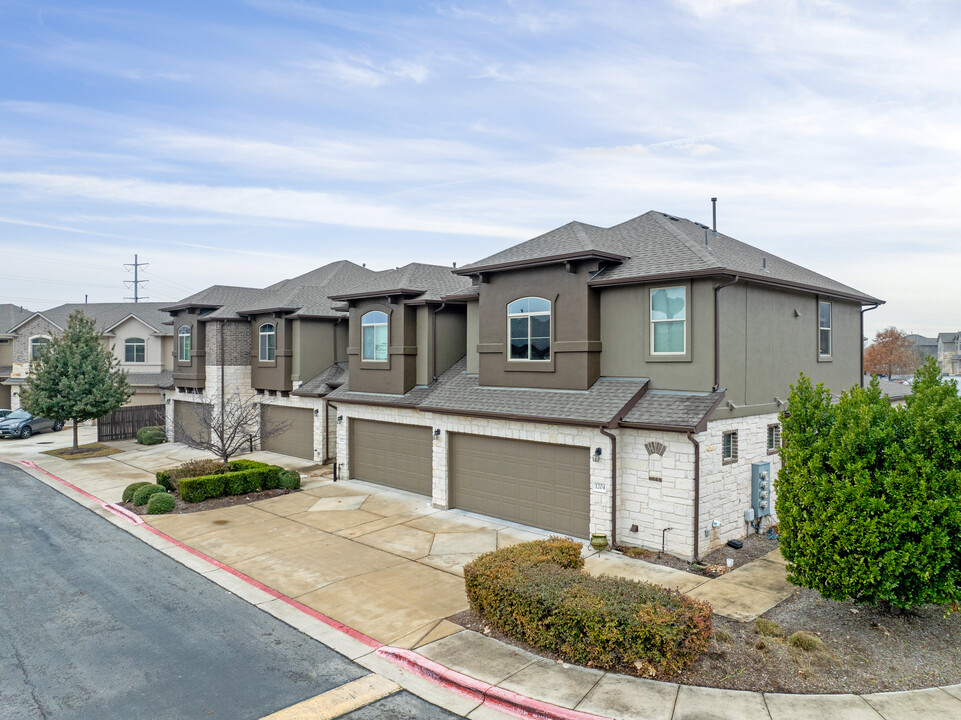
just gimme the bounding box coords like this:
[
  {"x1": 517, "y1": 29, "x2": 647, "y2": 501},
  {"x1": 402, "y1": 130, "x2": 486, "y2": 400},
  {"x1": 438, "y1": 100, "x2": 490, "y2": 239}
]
[{"x1": 98, "y1": 404, "x2": 166, "y2": 442}]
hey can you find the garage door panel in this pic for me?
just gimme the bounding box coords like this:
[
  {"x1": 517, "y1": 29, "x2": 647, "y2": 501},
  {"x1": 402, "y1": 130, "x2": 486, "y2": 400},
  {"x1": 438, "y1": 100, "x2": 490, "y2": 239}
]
[
  {"x1": 261, "y1": 405, "x2": 313, "y2": 460},
  {"x1": 450, "y1": 434, "x2": 590, "y2": 538},
  {"x1": 173, "y1": 401, "x2": 211, "y2": 444},
  {"x1": 350, "y1": 419, "x2": 432, "y2": 495}
]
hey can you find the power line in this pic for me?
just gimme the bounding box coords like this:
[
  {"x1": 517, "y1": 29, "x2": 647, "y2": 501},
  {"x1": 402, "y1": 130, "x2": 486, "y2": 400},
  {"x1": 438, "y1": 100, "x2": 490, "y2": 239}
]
[
  {"x1": 123, "y1": 254, "x2": 148, "y2": 303},
  {"x1": 0, "y1": 273, "x2": 118, "y2": 289}
]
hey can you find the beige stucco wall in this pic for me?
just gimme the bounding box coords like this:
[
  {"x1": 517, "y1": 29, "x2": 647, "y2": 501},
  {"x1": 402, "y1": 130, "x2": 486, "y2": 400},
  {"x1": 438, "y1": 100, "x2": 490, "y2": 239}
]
[{"x1": 109, "y1": 316, "x2": 167, "y2": 373}]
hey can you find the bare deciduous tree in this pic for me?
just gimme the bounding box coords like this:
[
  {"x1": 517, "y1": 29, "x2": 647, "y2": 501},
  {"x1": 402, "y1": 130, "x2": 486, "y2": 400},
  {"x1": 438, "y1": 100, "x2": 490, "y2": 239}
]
[{"x1": 171, "y1": 392, "x2": 292, "y2": 463}]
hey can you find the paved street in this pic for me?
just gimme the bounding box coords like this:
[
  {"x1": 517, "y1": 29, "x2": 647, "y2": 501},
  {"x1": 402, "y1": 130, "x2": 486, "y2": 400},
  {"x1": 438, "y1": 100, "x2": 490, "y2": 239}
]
[{"x1": 0, "y1": 462, "x2": 459, "y2": 720}]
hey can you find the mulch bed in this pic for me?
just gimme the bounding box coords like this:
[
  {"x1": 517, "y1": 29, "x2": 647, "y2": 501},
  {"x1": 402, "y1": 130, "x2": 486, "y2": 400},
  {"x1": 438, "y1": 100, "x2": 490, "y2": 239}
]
[
  {"x1": 628, "y1": 531, "x2": 780, "y2": 577},
  {"x1": 120, "y1": 487, "x2": 296, "y2": 515},
  {"x1": 450, "y1": 538, "x2": 961, "y2": 694}
]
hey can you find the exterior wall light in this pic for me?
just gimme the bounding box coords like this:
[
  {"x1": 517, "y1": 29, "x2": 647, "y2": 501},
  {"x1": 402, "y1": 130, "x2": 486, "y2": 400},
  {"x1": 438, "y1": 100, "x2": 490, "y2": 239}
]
[
  {"x1": 433, "y1": 428, "x2": 441, "y2": 437},
  {"x1": 592, "y1": 447, "x2": 602, "y2": 462},
  {"x1": 337, "y1": 415, "x2": 343, "y2": 423}
]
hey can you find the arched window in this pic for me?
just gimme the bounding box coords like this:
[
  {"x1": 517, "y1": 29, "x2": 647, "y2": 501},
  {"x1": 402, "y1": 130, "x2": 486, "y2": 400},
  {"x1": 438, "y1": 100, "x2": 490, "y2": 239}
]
[
  {"x1": 361, "y1": 311, "x2": 388, "y2": 361},
  {"x1": 507, "y1": 297, "x2": 551, "y2": 361},
  {"x1": 259, "y1": 323, "x2": 276, "y2": 362},
  {"x1": 30, "y1": 336, "x2": 51, "y2": 360},
  {"x1": 125, "y1": 337, "x2": 146, "y2": 363},
  {"x1": 178, "y1": 325, "x2": 191, "y2": 362}
]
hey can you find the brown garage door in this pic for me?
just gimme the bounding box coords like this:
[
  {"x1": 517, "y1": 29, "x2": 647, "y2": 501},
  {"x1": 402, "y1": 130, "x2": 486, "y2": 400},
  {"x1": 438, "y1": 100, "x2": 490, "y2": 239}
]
[
  {"x1": 173, "y1": 400, "x2": 211, "y2": 444},
  {"x1": 450, "y1": 434, "x2": 590, "y2": 538},
  {"x1": 261, "y1": 405, "x2": 314, "y2": 460},
  {"x1": 349, "y1": 419, "x2": 432, "y2": 495}
]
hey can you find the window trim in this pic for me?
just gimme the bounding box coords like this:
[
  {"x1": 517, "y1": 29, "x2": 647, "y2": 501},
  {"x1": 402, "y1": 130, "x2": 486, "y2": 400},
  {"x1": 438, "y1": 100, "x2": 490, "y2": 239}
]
[
  {"x1": 506, "y1": 296, "x2": 552, "y2": 363},
  {"x1": 177, "y1": 325, "x2": 192, "y2": 363},
  {"x1": 767, "y1": 423, "x2": 781, "y2": 455},
  {"x1": 722, "y1": 430, "x2": 739, "y2": 464},
  {"x1": 361, "y1": 310, "x2": 389, "y2": 363},
  {"x1": 818, "y1": 299, "x2": 832, "y2": 361},
  {"x1": 124, "y1": 337, "x2": 146, "y2": 364},
  {"x1": 645, "y1": 281, "x2": 692, "y2": 362},
  {"x1": 29, "y1": 335, "x2": 51, "y2": 360},
  {"x1": 258, "y1": 323, "x2": 276, "y2": 363}
]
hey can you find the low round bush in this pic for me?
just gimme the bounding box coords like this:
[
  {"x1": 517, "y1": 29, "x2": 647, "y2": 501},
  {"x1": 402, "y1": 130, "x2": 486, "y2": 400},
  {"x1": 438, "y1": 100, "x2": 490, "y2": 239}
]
[
  {"x1": 278, "y1": 469, "x2": 301, "y2": 490},
  {"x1": 464, "y1": 538, "x2": 711, "y2": 678},
  {"x1": 122, "y1": 481, "x2": 153, "y2": 503},
  {"x1": 146, "y1": 492, "x2": 175, "y2": 514},
  {"x1": 132, "y1": 483, "x2": 168, "y2": 506},
  {"x1": 136, "y1": 426, "x2": 166, "y2": 445}
]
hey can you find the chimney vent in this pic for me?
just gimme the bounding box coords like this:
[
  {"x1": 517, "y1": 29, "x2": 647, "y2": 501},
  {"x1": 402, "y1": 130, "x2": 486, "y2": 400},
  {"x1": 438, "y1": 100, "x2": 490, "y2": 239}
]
[{"x1": 711, "y1": 197, "x2": 717, "y2": 236}]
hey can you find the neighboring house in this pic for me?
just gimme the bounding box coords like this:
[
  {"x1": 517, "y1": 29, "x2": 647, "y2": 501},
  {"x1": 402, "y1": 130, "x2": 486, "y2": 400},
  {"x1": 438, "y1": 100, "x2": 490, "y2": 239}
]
[
  {"x1": 327, "y1": 211, "x2": 881, "y2": 560},
  {"x1": 937, "y1": 332, "x2": 961, "y2": 375},
  {"x1": 0, "y1": 304, "x2": 34, "y2": 409},
  {"x1": 906, "y1": 333, "x2": 937, "y2": 362},
  {"x1": 161, "y1": 260, "x2": 376, "y2": 462},
  {"x1": 2, "y1": 303, "x2": 174, "y2": 410}
]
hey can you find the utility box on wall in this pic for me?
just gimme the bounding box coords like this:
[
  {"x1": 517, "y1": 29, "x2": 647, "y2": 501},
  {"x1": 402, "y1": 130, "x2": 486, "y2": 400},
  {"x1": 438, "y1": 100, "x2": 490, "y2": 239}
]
[{"x1": 751, "y1": 461, "x2": 772, "y2": 518}]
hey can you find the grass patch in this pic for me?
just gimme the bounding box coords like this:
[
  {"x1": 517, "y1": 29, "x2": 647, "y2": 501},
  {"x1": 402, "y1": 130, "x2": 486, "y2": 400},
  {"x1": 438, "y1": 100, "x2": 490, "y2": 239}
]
[
  {"x1": 41, "y1": 443, "x2": 122, "y2": 459},
  {"x1": 788, "y1": 631, "x2": 825, "y2": 651},
  {"x1": 754, "y1": 617, "x2": 785, "y2": 638}
]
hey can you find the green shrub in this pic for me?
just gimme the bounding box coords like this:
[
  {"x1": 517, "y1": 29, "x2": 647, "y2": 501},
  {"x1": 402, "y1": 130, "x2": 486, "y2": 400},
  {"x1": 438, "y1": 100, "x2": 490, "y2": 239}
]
[
  {"x1": 146, "y1": 492, "x2": 175, "y2": 514},
  {"x1": 179, "y1": 463, "x2": 280, "y2": 503},
  {"x1": 754, "y1": 618, "x2": 783, "y2": 637},
  {"x1": 136, "y1": 426, "x2": 166, "y2": 445},
  {"x1": 464, "y1": 538, "x2": 711, "y2": 678},
  {"x1": 788, "y1": 631, "x2": 824, "y2": 651},
  {"x1": 776, "y1": 358, "x2": 961, "y2": 610},
  {"x1": 228, "y1": 459, "x2": 269, "y2": 471},
  {"x1": 132, "y1": 483, "x2": 167, "y2": 506},
  {"x1": 170, "y1": 459, "x2": 230, "y2": 481},
  {"x1": 278, "y1": 469, "x2": 301, "y2": 490},
  {"x1": 122, "y1": 481, "x2": 153, "y2": 503},
  {"x1": 156, "y1": 471, "x2": 174, "y2": 492}
]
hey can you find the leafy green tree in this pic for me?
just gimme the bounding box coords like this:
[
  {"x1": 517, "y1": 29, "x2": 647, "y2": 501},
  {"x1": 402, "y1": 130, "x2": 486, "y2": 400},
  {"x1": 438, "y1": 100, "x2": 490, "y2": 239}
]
[
  {"x1": 776, "y1": 358, "x2": 961, "y2": 611},
  {"x1": 20, "y1": 311, "x2": 131, "y2": 452}
]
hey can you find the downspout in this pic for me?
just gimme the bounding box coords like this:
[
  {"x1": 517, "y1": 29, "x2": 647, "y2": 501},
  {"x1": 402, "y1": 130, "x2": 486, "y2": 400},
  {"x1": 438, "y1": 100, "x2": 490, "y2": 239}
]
[
  {"x1": 599, "y1": 426, "x2": 618, "y2": 550},
  {"x1": 860, "y1": 304, "x2": 880, "y2": 387},
  {"x1": 327, "y1": 399, "x2": 339, "y2": 481},
  {"x1": 687, "y1": 431, "x2": 702, "y2": 563},
  {"x1": 714, "y1": 275, "x2": 739, "y2": 391},
  {"x1": 431, "y1": 302, "x2": 447, "y2": 381}
]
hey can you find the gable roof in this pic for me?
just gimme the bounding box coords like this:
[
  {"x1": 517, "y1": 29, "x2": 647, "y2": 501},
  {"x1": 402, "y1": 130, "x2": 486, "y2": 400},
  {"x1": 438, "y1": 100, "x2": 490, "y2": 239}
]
[
  {"x1": 10, "y1": 302, "x2": 173, "y2": 335},
  {"x1": 328, "y1": 263, "x2": 472, "y2": 303},
  {"x1": 457, "y1": 211, "x2": 880, "y2": 304},
  {"x1": 0, "y1": 304, "x2": 32, "y2": 334}
]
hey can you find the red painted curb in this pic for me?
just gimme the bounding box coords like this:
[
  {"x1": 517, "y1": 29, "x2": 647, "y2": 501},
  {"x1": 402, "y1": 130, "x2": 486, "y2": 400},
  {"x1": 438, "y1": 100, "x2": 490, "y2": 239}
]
[{"x1": 3, "y1": 457, "x2": 614, "y2": 720}]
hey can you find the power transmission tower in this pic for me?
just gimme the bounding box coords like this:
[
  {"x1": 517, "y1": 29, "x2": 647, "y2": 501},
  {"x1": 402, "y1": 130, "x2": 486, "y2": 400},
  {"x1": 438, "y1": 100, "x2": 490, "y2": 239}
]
[{"x1": 124, "y1": 254, "x2": 149, "y2": 303}]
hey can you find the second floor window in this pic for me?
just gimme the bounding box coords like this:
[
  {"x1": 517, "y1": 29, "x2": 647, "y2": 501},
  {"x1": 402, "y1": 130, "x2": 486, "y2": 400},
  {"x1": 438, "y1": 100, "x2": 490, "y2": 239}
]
[
  {"x1": 178, "y1": 325, "x2": 191, "y2": 362},
  {"x1": 259, "y1": 323, "x2": 276, "y2": 362},
  {"x1": 508, "y1": 297, "x2": 551, "y2": 361},
  {"x1": 819, "y1": 301, "x2": 832, "y2": 357},
  {"x1": 30, "y1": 336, "x2": 51, "y2": 360},
  {"x1": 125, "y1": 337, "x2": 146, "y2": 363},
  {"x1": 362, "y1": 311, "x2": 388, "y2": 361},
  {"x1": 651, "y1": 286, "x2": 686, "y2": 354}
]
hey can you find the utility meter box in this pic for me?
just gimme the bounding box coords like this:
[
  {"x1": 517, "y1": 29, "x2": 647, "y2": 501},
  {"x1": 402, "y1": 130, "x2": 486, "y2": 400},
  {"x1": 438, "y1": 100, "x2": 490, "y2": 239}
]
[{"x1": 751, "y1": 461, "x2": 772, "y2": 518}]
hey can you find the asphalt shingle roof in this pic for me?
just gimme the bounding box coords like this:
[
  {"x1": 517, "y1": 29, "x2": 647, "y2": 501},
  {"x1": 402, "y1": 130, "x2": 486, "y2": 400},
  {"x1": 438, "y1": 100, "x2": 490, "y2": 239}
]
[
  {"x1": 458, "y1": 211, "x2": 880, "y2": 304},
  {"x1": 0, "y1": 304, "x2": 33, "y2": 334},
  {"x1": 14, "y1": 303, "x2": 173, "y2": 335},
  {"x1": 128, "y1": 370, "x2": 174, "y2": 389},
  {"x1": 328, "y1": 263, "x2": 472, "y2": 303},
  {"x1": 292, "y1": 362, "x2": 348, "y2": 397},
  {"x1": 621, "y1": 390, "x2": 725, "y2": 432}
]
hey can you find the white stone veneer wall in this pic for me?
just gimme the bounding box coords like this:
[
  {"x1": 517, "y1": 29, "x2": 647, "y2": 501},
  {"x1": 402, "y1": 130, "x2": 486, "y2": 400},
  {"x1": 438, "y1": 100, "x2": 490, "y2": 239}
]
[
  {"x1": 165, "y1": 365, "x2": 253, "y2": 443},
  {"x1": 334, "y1": 402, "x2": 615, "y2": 539}
]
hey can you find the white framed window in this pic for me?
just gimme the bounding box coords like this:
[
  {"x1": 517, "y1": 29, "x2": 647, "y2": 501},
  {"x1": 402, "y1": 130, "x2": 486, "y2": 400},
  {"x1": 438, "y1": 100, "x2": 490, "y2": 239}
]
[
  {"x1": 767, "y1": 424, "x2": 781, "y2": 454},
  {"x1": 818, "y1": 301, "x2": 832, "y2": 357},
  {"x1": 361, "y1": 311, "x2": 388, "y2": 362},
  {"x1": 178, "y1": 325, "x2": 191, "y2": 362},
  {"x1": 650, "y1": 286, "x2": 686, "y2": 354},
  {"x1": 125, "y1": 337, "x2": 146, "y2": 363},
  {"x1": 722, "y1": 430, "x2": 738, "y2": 464},
  {"x1": 259, "y1": 323, "x2": 276, "y2": 362},
  {"x1": 30, "y1": 336, "x2": 51, "y2": 360},
  {"x1": 507, "y1": 297, "x2": 551, "y2": 361}
]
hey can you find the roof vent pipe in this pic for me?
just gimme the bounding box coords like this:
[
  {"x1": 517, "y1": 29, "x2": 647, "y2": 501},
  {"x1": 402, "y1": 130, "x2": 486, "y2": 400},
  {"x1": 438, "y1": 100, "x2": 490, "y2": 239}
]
[
  {"x1": 711, "y1": 197, "x2": 717, "y2": 236},
  {"x1": 762, "y1": 257, "x2": 767, "y2": 270},
  {"x1": 704, "y1": 229, "x2": 710, "y2": 249}
]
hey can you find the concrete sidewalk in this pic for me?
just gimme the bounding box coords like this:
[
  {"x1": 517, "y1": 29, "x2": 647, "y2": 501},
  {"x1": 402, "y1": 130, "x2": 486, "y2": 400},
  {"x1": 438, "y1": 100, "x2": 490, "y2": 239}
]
[{"x1": 2, "y1": 433, "x2": 959, "y2": 720}]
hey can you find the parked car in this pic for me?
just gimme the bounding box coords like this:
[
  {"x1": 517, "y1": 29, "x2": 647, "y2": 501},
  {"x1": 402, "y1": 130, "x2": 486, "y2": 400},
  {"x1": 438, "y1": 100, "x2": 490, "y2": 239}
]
[
  {"x1": 0, "y1": 410, "x2": 64, "y2": 439},
  {"x1": 0, "y1": 408, "x2": 10, "y2": 419}
]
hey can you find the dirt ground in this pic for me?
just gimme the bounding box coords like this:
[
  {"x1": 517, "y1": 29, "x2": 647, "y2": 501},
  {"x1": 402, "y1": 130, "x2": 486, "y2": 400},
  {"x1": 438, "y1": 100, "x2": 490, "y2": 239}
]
[{"x1": 632, "y1": 531, "x2": 780, "y2": 577}]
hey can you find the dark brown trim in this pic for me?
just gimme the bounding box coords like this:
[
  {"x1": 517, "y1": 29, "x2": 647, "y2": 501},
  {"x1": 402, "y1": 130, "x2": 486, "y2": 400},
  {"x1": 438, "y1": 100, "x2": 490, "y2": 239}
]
[
  {"x1": 589, "y1": 268, "x2": 883, "y2": 305},
  {"x1": 236, "y1": 306, "x2": 300, "y2": 317},
  {"x1": 860, "y1": 304, "x2": 880, "y2": 388},
  {"x1": 326, "y1": 396, "x2": 422, "y2": 410},
  {"x1": 687, "y1": 432, "x2": 701, "y2": 563},
  {"x1": 431, "y1": 302, "x2": 446, "y2": 381},
  {"x1": 599, "y1": 426, "x2": 618, "y2": 550},
  {"x1": 454, "y1": 250, "x2": 628, "y2": 277},
  {"x1": 607, "y1": 383, "x2": 650, "y2": 426},
  {"x1": 158, "y1": 302, "x2": 220, "y2": 313},
  {"x1": 328, "y1": 288, "x2": 426, "y2": 301}
]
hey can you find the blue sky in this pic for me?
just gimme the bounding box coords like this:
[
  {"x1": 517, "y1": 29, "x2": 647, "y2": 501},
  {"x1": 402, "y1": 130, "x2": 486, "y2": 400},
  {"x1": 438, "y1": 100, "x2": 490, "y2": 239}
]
[{"x1": 0, "y1": 0, "x2": 958, "y2": 338}]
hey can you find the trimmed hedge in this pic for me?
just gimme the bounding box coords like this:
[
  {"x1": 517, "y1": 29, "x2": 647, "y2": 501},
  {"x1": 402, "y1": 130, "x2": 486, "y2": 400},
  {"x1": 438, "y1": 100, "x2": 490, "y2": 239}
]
[
  {"x1": 464, "y1": 538, "x2": 712, "y2": 678},
  {"x1": 123, "y1": 481, "x2": 153, "y2": 503},
  {"x1": 278, "y1": 469, "x2": 301, "y2": 490},
  {"x1": 146, "y1": 492, "x2": 175, "y2": 514},
  {"x1": 179, "y1": 461, "x2": 282, "y2": 503},
  {"x1": 136, "y1": 426, "x2": 166, "y2": 445},
  {"x1": 132, "y1": 483, "x2": 168, "y2": 506}
]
